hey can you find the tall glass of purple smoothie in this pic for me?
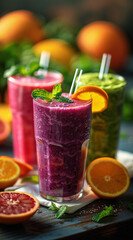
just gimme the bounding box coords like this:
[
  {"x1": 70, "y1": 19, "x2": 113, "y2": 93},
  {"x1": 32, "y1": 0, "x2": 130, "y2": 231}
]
[
  {"x1": 8, "y1": 72, "x2": 63, "y2": 167},
  {"x1": 33, "y1": 93, "x2": 92, "y2": 201}
]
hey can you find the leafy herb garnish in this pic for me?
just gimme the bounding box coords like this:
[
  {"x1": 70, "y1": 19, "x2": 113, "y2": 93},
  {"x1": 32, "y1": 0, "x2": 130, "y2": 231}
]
[
  {"x1": 55, "y1": 205, "x2": 68, "y2": 219},
  {"x1": 92, "y1": 206, "x2": 114, "y2": 222},
  {"x1": 31, "y1": 83, "x2": 73, "y2": 103},
  {"x1": 21, "y1": 175, "x2": 39, "y2": 184},
  {"x1": 49, "y1": 203, "x2": 68, "y2": 218},
  {"x1": 49, "y1": 202, "x2": 58, "y2": 211},
  {"x1": 54, "y1": 95, "x2": 73, "y2": 103},
  {"x1": 4, "y1": 61, "x2": 43, "y2": 78},
  {"x1": 32, "y1": 89, "x2": 53, "y2": 101}
]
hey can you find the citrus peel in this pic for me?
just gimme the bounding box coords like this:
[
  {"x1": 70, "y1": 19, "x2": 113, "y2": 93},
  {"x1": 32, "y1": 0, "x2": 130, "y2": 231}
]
[
  {"x1": 0, "y1": 156, "x2": 33, "y2": 177},
  {"x1": 0, "y1": 158, "x2": 20, "y2": 189},
  {"x1": 72, "y1": 85, "x2": 108, "y2": 113},
  {"x1": 86, "y1": 157, "x2": 130, "y2": 198},
  {"x1": 0, "y1": 191, "x2": 39, "y2": 224}
]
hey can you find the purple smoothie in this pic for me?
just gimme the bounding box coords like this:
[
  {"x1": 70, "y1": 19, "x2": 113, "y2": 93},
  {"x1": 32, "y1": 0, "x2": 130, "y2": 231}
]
[{"x1": 33, "y1": 95, "x2": 92, "y2": 200}]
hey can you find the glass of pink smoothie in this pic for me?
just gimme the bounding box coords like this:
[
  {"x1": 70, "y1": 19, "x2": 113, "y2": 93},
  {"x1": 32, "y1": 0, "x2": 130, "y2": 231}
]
[
  {"x1": 8, "y1": 72, "x2": 63, "y2": 167},
  {"x1": 33, "y1": 94, "x2": 92, "y2": 202}
]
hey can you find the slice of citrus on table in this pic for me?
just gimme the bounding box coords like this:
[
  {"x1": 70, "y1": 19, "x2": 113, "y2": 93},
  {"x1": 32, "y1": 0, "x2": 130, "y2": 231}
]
[
  {"x1": 0, "y1": 158, "x2": 20, "y2": 189},
  {"x1": 0, "y1": 191, "x2": 39, "y2": 224},
  {"x1": 72, "y1": 85, "x2": 108, "y2": 113},
  {"x1": 0, "y1": 118, "x2": 11, "y2": 144},
  {"x1": 0, "y1": 156, "x2": 33, "y2": 177},
  {"x1": 86, "y1": 157, "x2": 130, "y2": 198}
]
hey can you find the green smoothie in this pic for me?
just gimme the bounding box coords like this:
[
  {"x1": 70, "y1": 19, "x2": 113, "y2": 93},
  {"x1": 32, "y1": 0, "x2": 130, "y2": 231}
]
[{"x1": 77, "y1": 73, "x2": 126, "y2": 164}]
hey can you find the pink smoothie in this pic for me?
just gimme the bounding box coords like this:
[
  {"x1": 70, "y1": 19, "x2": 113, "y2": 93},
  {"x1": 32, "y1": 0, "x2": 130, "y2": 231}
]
[{"x1": 8, "y1": 72, "x2": 63, "y2": 167}]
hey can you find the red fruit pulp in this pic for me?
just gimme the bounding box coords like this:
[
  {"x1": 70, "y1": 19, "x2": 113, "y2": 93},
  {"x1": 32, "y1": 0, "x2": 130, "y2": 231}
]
[{"x1": 0, "y1": 191, "x2": 39, "y2": 224}]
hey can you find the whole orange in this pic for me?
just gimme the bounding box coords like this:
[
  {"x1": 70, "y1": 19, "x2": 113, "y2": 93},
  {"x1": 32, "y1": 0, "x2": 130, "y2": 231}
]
[
  {"x1": 77, "y1": 21, "x2": 130, "y2": 70},
  {"x1": 33, "y1": 39, "x2": 76, "y2": 68},
  {"x1": 0, "y1": 10, "x2": 44, "y2": 45}
]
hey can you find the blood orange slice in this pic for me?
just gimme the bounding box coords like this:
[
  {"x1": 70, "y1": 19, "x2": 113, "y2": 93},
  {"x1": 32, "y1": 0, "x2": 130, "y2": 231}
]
[{"x1": 0, "y1": 191, "x2": 39, "y2": 224}]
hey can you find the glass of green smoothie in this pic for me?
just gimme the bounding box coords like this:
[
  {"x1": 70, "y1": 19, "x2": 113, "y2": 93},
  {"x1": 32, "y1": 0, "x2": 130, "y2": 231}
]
[{"x1": 77, "y1": 73, "x2": 126, "y2": 164}]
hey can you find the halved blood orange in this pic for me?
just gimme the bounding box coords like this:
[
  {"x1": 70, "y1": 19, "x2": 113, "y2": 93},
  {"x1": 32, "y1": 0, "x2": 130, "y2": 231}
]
[
  {"x1": 0, "y1": 156, "x2": 33, "y2": 177},
  {"x1": 0, "y1": 191, "x2": 39, "y2": 224},
  {"x1": 0, "y1": 158, "x2": 20, "y2": 189},
  {"x1": 86, "y1": 157, "x2": 130, "y2": 198},
  {"x1": 72, "y1": 85, "x2": 108, "y2": 113},
  {"x1": 0, "y1": 118, "x2": 11, "y2": 144}
]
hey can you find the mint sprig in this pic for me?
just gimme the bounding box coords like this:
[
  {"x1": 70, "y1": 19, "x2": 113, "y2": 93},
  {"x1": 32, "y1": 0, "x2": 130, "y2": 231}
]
[
  {"x1": 31, "y1": 89, "x2": 53, "y2": 101},
  {"x1": 55, "y1": 205, "x2": 68, "y2": 219},
  {"x1": 4, "y1": 62, "x2": 43, "y2": 78},
  {"x1": 31, "y1": 83, "x2": 73, "y2": 103},
  {"x1": 92, "y1": 206, "x2": 114, "y2": 222},
  {"x1": 49, "y1": 203, "x2": 68, "y2": 218}
]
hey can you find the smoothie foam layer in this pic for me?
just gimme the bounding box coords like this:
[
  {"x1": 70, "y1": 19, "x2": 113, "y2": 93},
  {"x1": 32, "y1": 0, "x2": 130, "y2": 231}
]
[{"x1": 78, "y1": 73, "x2": 126, "y2": 91}]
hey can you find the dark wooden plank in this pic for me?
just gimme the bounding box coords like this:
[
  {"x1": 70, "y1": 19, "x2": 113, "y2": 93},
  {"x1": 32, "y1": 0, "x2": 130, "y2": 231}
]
[
  {"x1": 0, "y1": 180, "x2": 133, "y2": 240},
  {"x1": 0, "y1": 124, "x2": 133, "y2": 240}
]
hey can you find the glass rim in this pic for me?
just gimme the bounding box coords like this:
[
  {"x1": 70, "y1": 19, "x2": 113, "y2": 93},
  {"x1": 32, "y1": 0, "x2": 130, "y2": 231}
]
[
  {"x1": 33, "y1": 98, "x2": 92, "y2": 109},
  {"x1": 8, "y1": 70, "x2": 63, "y2": 83}
]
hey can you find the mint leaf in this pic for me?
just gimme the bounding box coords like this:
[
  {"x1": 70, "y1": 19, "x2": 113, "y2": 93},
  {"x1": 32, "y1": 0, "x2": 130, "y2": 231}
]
[
  {"x1": 28, "y1": 62, "x2": 40, "y2": 75},
  {"x1": 18, "y1": 65, "x2": 29, "y2": 76},
  {"x1": 52, "y1": 83, "x2": 62, "y2": 97},
  {"x1": 31, "y1": 89, "x2": 52, "y2": 101},
  {"x1": 92, "y1": 206, "x2": 114, "y2": 222},
  {"x1": 4, "y1": 65, "x2": 19, "y2": 78},
  {"x1": 55, "y1": 205, "x2": 68, "y2": 219},
  {"x1": 49, "y1": 202, "x2": 58, "y2": 211},
  {"x1": 54, "y1": 96, "x2": 73, "y2": 103},
  {"x1": 31, "y1": 84, "x2": 73, "y2": 103},
  {"x1": 49, "y1": 202, "x2": 68, "y2": 218},
  {"x1": 21, "y1": 175, "x2": 39, "y2": 184},
  {"x1": 47, "y1": 196, "x2": 56, "y2": 200}
]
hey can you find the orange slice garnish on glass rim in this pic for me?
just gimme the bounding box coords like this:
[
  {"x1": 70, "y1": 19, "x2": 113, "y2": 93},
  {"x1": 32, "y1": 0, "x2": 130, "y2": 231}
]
[
  {"x1": 86, "y1": 157, "x2": 130, "y2": 199},
  {"x1": 72, "y1": 85, "x2": 108, "y2": 113}
]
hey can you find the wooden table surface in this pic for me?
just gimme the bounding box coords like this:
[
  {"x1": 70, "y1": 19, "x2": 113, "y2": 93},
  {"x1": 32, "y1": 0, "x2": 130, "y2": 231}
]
[{"x1": 0, "y1": 122, "x2": 133, "y2": 240}]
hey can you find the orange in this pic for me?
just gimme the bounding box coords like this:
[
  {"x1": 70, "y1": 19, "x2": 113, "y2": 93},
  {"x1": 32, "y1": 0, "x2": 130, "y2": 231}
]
[
  {"x1": 0, "y1": 158, "x2": 20, "y2": 189},
  {"x1": 0, "y1": 156, "x2": 33, "y2": 177},
  {"x1": 0, "y1": 104, "x2": 12, "y2": 124},
  {"x1": 0, "y1": 191, "x2": 39, "y2": 224},
  {"x1": 77, "y1": 21, "x2": 130, "y2": 70},
  {"x1": 72, "y1": 85, "x2": 108, "y2": 113},
  {"x1": 0, "y1": 118, "x2": 11, "y2": 144},
  {"x1": 0, "y1": 10, "x2": 44, "y2": 45},
  {"x1": 86, "y1": 157, "x2": 130, "y2": 198},
  {"x1": 33, "y1": 39, "x2": 76, "y2": 68}
]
